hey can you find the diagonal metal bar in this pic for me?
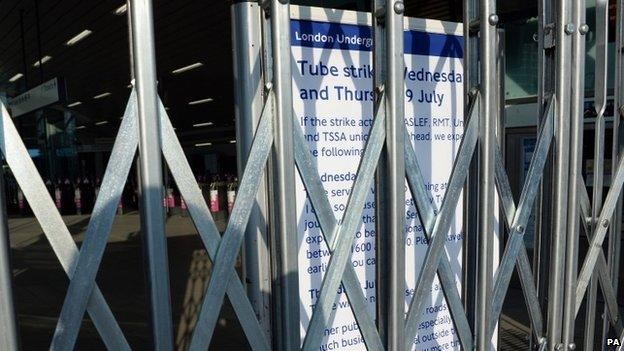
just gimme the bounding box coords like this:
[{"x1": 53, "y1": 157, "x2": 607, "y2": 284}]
[
  {"x1": 403, "y1": 99, "x2": 478, "y2": 350},
  {"x1": 159, "y1": 96, "x2": 271, "y2": 351},
  {"x1": 489, "y1": 97, "x2": 554, "y2": 337},
  {"x1": 575, "y1": 184, "x2": 623, "y2": 334},
  {"x1": 301, "y1": 98, "x2": 386, "y2": 351},
  {"x1": 50, "y1": 92, "x2": 139, "y2": 350},
  {"x1": 575, "y1": 148, "x2": 624, "y2": 310},
  {"x1": 292, "y1": 104, "x2": 385, "y2": 351},
  {"x1": 585, "y1": 3, "x2": 610, "y2": 345},
  {"x1": 491, "y1": 140, "x2": 545, "y2": 340},
  {"x1": 403, "y1": 96, "x2": 479, "y2": 350},
  {"x1": 0, "y1": 103, "x2": 130, "y2": 350},
  {"x1": 187, "y1": 92, "x2": 274, "y2": 351}
]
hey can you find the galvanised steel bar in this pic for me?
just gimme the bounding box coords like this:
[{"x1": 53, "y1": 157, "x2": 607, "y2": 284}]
[
  {"x1": 231, "y1": 2, "x2": 272, "y2": 340},
  {"x1": 50, "y1": 93, "x2": 138, "y2": 351},
  {"x1": 489, "y1": 100, "x2": 554, "y2": 340},
  {"x1": 301, "y1": 98, "x2": 386, "y2": 351},
  {"x1": 403, "y1": 102, "x2": 477, "y2": 350},
  {"x1": 546, "y1": 0, "x2": 573, "y2": 348},
  {"x1": 561, "y1": 0, "x2": 586, "y2": 346},
  {"x1": 585, "y1": 2, "x2": 609, "y2": 349},
  {"x1": 403, "y1": 94, "x2": 479, "y2": 350},
  {"x1": 159, "y1": 98, "x2": 271, "y2": 351},
  {"x1": 292, "y1": 106, "x2": 385, "y2": 351},
  {"x1": 267, "y1": 1, "x2": 300, "y2": 350},
  {"x1": 493, "y1": 149, "x2": 546, "y2": 342},
  {"x1": 462, "y1": 0, "x2": 480, "y2": 335},
  {"x1": 577, "y1": 184, "x2": 623, "y2": 335},
  {"x1": 0, "y1": 102, "x2": 129, "y2": 349},
  {"x1": 0, "y1": 141, "x2": 18, "y2": 351},
  {"x1": 186, "y1": 93, "x2": 275, "y2": 350},
  {"x1": 477, "y1": 0, "x2": 497, "y2": 348},
  {"x1": 384, "y1": 1, "x2": 405, "y2": 350},
  {"x1": 372, "y1": 0, "x2": 388, "y2": 345},
  {"x1": 582, "y1": 247, "x2": 601, "y2": 349},
  {"x1": 129, "y1": 0, "x2": 174, "y2": 349},
  {"x1": 533, "y1": 0, "x2": 556, "y2": 345},
  {"x1": 605, "y1": 0, "x2": 624, "y2": 346},
  {"x1": 575, "y1": 148, "x2": 624, "y2": 316}
]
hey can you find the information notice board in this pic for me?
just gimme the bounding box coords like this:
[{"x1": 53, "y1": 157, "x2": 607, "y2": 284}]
[{"x1": 292, "y1": 6, "x2": 466, "y2": 350}]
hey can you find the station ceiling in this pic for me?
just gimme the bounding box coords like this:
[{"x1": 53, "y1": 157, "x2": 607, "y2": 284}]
[
  {"x1": 0, "y1": 0, "x2": 534, "y2": 150},
  {"x1": 0, "y1": 0, "x2": 233, "y2": 149}
]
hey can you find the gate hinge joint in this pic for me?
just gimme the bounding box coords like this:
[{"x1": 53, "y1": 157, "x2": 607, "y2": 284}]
[
  {"x1": 374, "y1": 5, "x2": 386, "y2": 25},
  {"x1": 543, "y1": 23, "x2": 556, "y2": 49}
]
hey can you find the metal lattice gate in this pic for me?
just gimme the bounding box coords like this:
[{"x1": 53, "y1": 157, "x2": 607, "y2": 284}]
[{"x1": 0, "y1": 0, "x2": 622, "y2": 350}]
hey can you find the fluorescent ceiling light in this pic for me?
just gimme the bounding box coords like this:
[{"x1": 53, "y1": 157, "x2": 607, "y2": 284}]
[
  {"x1": 188, "y1": 98, "x2": 213, "y2": 105},
  {"x1": 195, "y1": 142, "x2": 212, "y2": 147},
  {"x1": 67, "y1": 101, "x2": 82, "y2": 107},
  {"x1": 33, "y1": 55, "x2": 52, "y2": 67},
  {"x1": 95, "y1": 121, "x2": 109, "y2": 125},
  {"x1": 9, "y1": 73, "x2": 23, "y2": 82},
  {"x1": 76, "y1": 125, "x2": 86, "y2": 129},
  {"x1": 172, "y1": 62, "x2": 203, "y2": 74},
  {"x1": 229, "y1": 140, "x2": 236, "y2": 144},
  {"x1": 192, "y1": 122, "x2": 213, "y2": 127},
  {"x1": 66, "y1": 29, "x2": 92, "y2": 46},
  {"x1": 114, "y1": 4, "x2": 127, "y2": 15},
  {"x1": 93, "y1": 92, "x2": 112, "y2": 99}
]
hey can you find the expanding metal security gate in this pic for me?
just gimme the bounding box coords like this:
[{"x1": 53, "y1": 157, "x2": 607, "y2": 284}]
[{"x1": 0, "y1": 0, "x2": 622, "y2": 350}]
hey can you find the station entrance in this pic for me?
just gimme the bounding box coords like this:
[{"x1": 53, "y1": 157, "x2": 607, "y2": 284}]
[{"x1": 0, "y1": 1, "x2": 621, "y2": 351}]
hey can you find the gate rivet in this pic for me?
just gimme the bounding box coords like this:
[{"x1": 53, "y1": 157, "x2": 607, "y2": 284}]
[
  {"x1": 565, "y1": 23, "x2": 576, "y2": 35},
  {"x1": 538, "y1": 337, "x2": 547, "y2": 345},
  {"x1": 602, "y1": 219, "x2": 610, "y2": 228},
  {"x1": 555, "y1": 343, "x2": 565, "y2": 351},
  {"x1": 568, "y1": 343, "x2": 576, "y2": 350},
  {"x1": 393, "y1": 1, "x2": 404, "y2": 14},
  {"x1": 516, "y1": 225, "x2": 525, "y2": 234},
  {"x1": 618, "y1": 105, "x2": 624, "y2": 118},
  {"x1": 579, "y1": 24, "x2": 589, "y2": 35},
  {"x1": 264, "y1": 82, "x2": 273, "y2": 92},
  {"x1": 488, "y1": 14, "x2": 499, "y2": 26}
]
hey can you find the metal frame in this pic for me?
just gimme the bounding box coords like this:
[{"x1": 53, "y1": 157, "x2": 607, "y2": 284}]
[{"x1": 0, "y1": 0, "x2": 623, "y2": 350}]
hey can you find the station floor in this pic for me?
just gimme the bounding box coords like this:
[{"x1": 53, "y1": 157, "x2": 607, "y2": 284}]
[{"x1": 6, "y1": 212, "x2": 545, "y2": 350}]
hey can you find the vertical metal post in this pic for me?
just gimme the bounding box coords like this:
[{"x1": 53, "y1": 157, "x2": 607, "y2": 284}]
[
  {"x1": 268, "y1": 1, "x2": 299, "y2": 350},
  {"x1": 372, "y1": 0, "x2": 388, "y2": 345},
  {"x1": 546, "y1": 0, "x2": 572, "y2": 349},
  {"x1": 476, "y1": 0, "x2": 496, "y2": 349},
  {"x1": 129, "y1": 1, "x2": 174, "y2": 350},
  {"x1": 585, "y1": 2, "x2": 609, "y2": 349},
  {"x1": 605, "y1": 0, "x2": 624, "y2": 346},
  {"x1": 463, "y1": 0, "x2": 480, "y2": 334},
  {"x1": 0, "y1": 166, "x2": 19, "y2": 351},
  {"x1": 385, "y1": 1, "x2": 405, "y2": 350},
  {"x1": 534, "y1": 0, "x2": 556, "y2": 346},
  {"x1": 562, "y1": 0, "x2": 586, "y2": 347},
  {"x1": 231, "y1": 1, "x2": 272, "y2": 341}
]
